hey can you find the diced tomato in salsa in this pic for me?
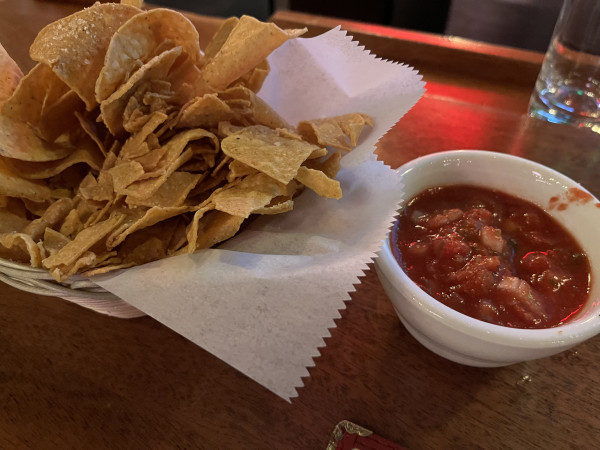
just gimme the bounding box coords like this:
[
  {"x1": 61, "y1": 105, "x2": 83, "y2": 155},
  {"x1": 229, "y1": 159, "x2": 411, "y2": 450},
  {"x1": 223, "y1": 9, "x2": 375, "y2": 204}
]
[{"x1": 391, "y1": 185, "x2": 591, "y2": 329}]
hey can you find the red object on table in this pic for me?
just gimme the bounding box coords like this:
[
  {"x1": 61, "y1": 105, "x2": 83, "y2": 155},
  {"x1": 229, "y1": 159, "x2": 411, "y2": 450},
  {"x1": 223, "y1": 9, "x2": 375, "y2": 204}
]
[{"x1": 328, "y1": 421, "x2": 406, "y2": 450}]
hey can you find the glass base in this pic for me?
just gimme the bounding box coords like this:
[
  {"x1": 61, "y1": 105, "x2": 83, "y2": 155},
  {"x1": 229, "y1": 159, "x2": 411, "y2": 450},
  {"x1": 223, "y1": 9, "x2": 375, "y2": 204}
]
[{"x1": 529, "y1": 87, "x2": 600, "y2": 133}]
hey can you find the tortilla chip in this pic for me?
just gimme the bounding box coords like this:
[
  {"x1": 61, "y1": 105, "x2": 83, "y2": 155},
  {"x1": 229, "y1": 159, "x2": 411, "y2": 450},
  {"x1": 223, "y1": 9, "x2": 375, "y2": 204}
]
[
  {"x1": 5, "y1": 145, "x2": 103, "y2": 180},
  {"x1": 191, "y1": 210, "x2": 244, "y2": 251},
  {"x1": 0, "y1": 232, "x2": 43, "y2": 267},
  {"x1": 212, "y1": 172, "x2": 287, "y2": 218},
  {"x1": 295, "y1": 166, "x2": 341, "y2": 199},
  {"x1": 96, "y1": 8, "x2": 203, "y2": 102},
  {"x1": 0, "y1": 157, "x2": 52, "y2": 202},
  {"x1": 29, "y1": 2, "x2": 142, "y2": 110},
  {"x1": 221, "y1": 125, "x2": 320, "y2": 184},
  {"x1": 42, "y1": 213, "x2": 125, "y2": 270},
  {"x1": 0, "y1": 209, "x2": 30, "y2": 233},
  {"x1": 0, "y1": 43, "x2": 23, "y2": 108},
  {"x1": 22, "y1": 197, "x2": 74, "y2": 241},
  {"x1": 297, "y1": 113, "x2": 374, "y2": 150},
  {"x1": 177, "y1": 94, "x2": 234, "y2": 129},
  {"x1": 126, "y1": 171, "x2": 201, "y2": 207},
  {"x1": 200, "y1": 16, "x2": 306, "y2": 91},
  {"x1": 0, "y1": 115, "x2": 74, "y2": 162},
  {"x1": 101, "y1": 46, "x2": 182, "y2": 136}
]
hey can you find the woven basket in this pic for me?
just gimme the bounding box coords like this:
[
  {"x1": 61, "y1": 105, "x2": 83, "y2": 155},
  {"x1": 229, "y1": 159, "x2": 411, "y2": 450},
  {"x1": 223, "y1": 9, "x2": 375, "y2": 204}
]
[{"x1": 0, "y1": 258, "x2": 145, "y2": 319}]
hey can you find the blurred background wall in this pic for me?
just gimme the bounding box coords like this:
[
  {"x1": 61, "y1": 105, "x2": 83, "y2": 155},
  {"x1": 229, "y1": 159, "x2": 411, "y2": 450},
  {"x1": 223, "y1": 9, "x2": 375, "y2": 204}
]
[{"x1": 153, "y1": 0, "x2": 564, "y2": 52}]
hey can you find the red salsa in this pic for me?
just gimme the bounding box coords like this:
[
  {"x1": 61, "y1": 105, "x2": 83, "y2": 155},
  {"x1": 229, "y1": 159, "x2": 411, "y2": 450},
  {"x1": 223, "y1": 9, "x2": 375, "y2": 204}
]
[{"x1": 391, "y1": 185, "x2": 591, "y2": 329}]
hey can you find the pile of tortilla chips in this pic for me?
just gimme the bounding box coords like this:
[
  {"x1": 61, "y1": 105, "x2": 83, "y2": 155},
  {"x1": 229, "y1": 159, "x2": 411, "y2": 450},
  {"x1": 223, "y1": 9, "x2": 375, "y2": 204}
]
[{"x1": 0, "y1": 1, "x2": 372, "y2": 282}]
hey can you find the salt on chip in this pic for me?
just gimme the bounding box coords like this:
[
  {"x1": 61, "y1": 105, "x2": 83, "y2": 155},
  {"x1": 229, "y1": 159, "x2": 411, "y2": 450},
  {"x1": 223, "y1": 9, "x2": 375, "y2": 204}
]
[
  {"x1": 96, "y1": 8, "x2": 203, "y2": 102},
  {"x1": 29, "y1": 2, "x2": 142, "y2": 110},
  {"x1": 221, "y1": 125, "x2": 321, "y2": 184}
]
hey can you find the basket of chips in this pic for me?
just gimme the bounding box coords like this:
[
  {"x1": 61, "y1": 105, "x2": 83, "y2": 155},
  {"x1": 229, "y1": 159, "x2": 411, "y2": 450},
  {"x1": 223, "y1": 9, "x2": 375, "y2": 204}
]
[{"x1": 0, "y1": 2, "x2": 374, "y2": 317}]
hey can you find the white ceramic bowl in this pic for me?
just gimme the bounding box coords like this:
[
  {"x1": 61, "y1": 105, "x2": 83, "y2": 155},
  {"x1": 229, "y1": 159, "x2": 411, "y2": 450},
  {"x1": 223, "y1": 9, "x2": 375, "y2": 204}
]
[{"x1": 374, "y1": 150, "x2": 600, "y2": 367}]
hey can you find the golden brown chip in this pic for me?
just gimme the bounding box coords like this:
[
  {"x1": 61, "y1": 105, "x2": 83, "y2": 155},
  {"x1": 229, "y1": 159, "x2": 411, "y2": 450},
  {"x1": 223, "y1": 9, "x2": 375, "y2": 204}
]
[
  {"x1": 221, "y1": 125, "x2": 320, "y2": 184},
  {"x1": 42, "y1": 213, "x2": 125, "y2": 270},
  {"x1": 0, "y1": 7, "x2": 373, "y2": 280},
  {"x1": 2, "y1": 63, "x2": 69, "y2": 126},
  {"x1": 297, "y1": 113, "x2": 374, "y2": 150},
  {"x1": 191, "y1": 210, "x2": 244, "y2": 251},
  {"x1": 96, "y1": 8, "x2": 203, "y2": 102},
  {"x1": 59, "y1": 209, "x2": 83, "y2": 239},
  {"x1": 294, "y1": 166, "x2": 342, "y2": 199},
  {"x1": 22, "y1": 197, "x2": 74, "y2": 241},
  {"x1": 5, "y1": 146, "x2": 103, "y2": 180},
  {"x1": 43, "y1": 227, "x2": 71, "y2": 256},
  {"x1": 0, "y1": 232, "x2": 43, "y2": 267},
  {"x1": 200, "y1": 16, "x2": 306, "y2": 92},
  {"x1": 212, "y1": 172, "x2": 287, "y2": 218},
  {"x1": 126, "y1": 171, "x2": 201, "y2": 207},
  {"x1": 78, "y1": 172, "x2": 114, "y2": 202},
  {"x1": 0, "y1": 209, "x2": 30, "y2": 233},
  {"x1": 0, "y1": 43, "x2": 23, "y2": 108},
  {"x1": 0, "y1": 115, "x2": 73, "y2": 162},
  {"x1": 253, "y1": 199, "x2": 294, "y2": 215},
  {"x1": 100, "y1": 46, "x2": 182, "y2": 137},
  {"x1": 29, "y1": 2, "x2": 142, "y2": 110},
  {"x1": 119, "y1": 111, "x2": 168, "y2": 160},
  {"x1": 0, "y1": 157, "x2": 52, "y2": 202},
  {"x1": 303, "y1": 150, "x2": 341, "y2": 179},
  {"x1": 106, "y1": 205, "x2": 190, "y2": 249},
  {"x1": 204, "y1": 17, "x2": 239, "y2": 60},
  {"x1": 108, "y1": 161, "x2": 145, "y2": 193},
  {"x1": 177, "y1": 94, "x2": 234, "y2": 129}
]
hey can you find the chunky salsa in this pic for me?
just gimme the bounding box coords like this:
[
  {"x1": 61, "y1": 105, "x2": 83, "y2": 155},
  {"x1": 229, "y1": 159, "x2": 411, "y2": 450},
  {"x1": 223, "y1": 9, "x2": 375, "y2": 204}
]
[{"x1": 391, "y1": 185, "x2": 591, "y2": 329}]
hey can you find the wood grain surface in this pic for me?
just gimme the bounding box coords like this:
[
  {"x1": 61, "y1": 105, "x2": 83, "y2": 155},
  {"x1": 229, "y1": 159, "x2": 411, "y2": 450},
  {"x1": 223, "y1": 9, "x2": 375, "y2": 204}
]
[{"x1": 2, "y1": 2, "x2": 600, "y2": 449}]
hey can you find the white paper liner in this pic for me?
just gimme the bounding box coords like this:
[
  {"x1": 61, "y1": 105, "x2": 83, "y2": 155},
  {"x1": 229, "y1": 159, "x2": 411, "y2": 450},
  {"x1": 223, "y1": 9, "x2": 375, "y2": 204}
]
[{"x1": 92, "y1": 26, "x2": 425, "y2": 400}]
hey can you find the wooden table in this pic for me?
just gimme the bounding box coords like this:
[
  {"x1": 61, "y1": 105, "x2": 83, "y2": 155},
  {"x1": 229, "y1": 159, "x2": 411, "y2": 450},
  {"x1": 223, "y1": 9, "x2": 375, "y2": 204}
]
[{"x1": 2, "y1": 2, "x2": 600, "y2": 448}]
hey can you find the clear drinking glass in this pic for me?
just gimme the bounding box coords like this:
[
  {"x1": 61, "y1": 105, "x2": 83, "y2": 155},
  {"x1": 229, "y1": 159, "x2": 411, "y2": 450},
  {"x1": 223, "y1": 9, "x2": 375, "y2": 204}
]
[{"x1": 529, "y1": 0, "x2": 600, "y2": 132}]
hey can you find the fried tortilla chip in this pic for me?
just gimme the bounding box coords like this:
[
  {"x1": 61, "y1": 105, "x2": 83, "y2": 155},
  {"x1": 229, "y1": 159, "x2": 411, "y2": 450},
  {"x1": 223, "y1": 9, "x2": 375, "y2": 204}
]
[
  {"x1": 297, "y1": 113, "x2": 374, "y2": 150},
  {"x1": 0, "y1": 43, "x2": 23, "y2": 107},
  {"x1": 295, "y1": 165, "x2": 342, "y2": 199},
  {"x1": 200, "y1": 16, "x2": 306, "y2": 91},
  {"x1": 0, "y1": 157, "x2": 52, "y2": 202},
  {"x1": 42, "y1": 213, "x2": 125, "y2": 270},
  {"x1": 30, "y1": 2, "x2": 141, "y2": 110},
  {"x1": 0, "y1": 115, "x2": 74, "y2": 162},
  {"x1": 100, "y1": 46, "x2": 182, "y2": 136},
  {"x1": 5, "y1": 146, "x2": 103, "y2": 180},
  {"x1": 0, "y1": 232, "x2": 43, "y2": 267},
  {"x1": 96, "y1": 8, "x2": 203, "y2": 102},
  {"x1": 221, "y1": 125, "x2": 320, "y2": 184}
]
